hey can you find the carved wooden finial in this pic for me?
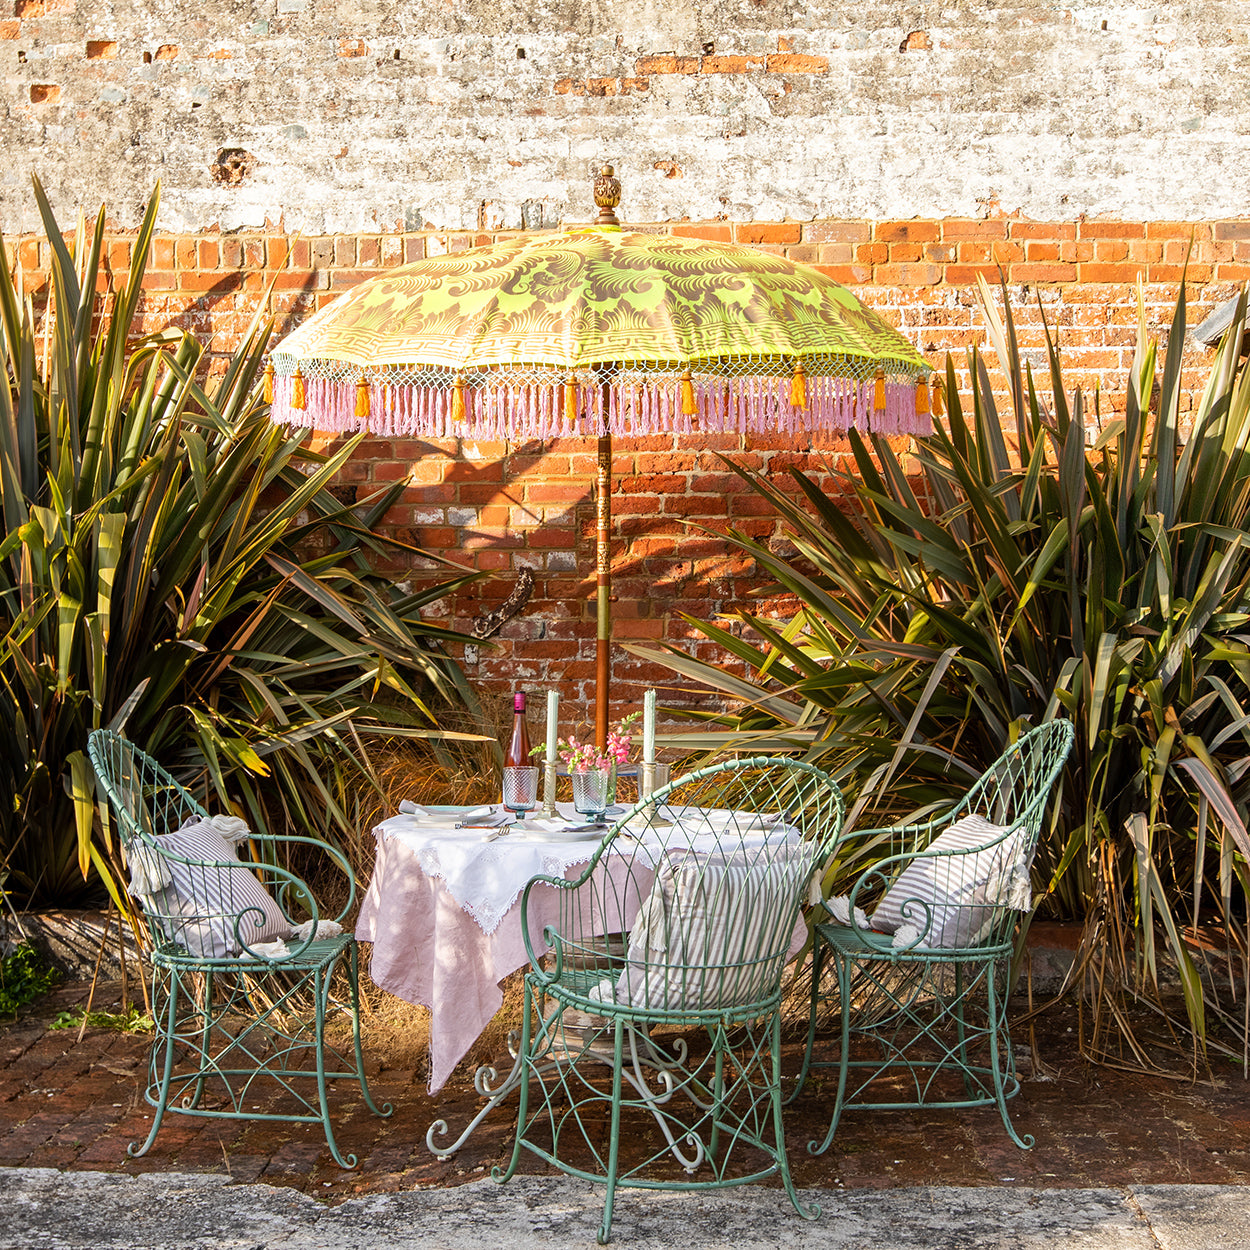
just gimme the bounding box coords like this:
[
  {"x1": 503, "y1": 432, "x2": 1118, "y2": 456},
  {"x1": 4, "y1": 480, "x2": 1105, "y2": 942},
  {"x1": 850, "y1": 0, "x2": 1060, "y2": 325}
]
[{"x1": 593, "y1": 164, "x2": 621, "y2": 226}]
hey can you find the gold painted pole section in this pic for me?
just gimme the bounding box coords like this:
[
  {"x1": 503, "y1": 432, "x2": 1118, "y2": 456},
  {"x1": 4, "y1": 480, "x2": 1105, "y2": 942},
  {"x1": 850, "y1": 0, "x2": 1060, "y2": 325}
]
[{"x1": 594, "y1": 428, "x2": 612, "y2": 752}]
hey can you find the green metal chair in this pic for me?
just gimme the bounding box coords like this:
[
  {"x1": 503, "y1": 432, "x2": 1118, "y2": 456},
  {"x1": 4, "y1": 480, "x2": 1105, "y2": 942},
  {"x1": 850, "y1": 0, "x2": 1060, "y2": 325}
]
[
  {"x1": 493, "y1": 756, "x2": 844, "y2": 1244},
  {"x1": 793, "y1": 719, "x2": 1073, "y2": 1156},
  {"x1": 86, "y1": 729, "x2": 391, "y2": 1167}
]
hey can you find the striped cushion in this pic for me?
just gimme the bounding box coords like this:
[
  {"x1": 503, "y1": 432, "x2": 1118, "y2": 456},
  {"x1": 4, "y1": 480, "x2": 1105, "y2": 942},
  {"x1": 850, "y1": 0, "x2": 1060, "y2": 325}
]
[
  {"x1": 616, "y1": 847, "x2": 812, "y2": 1012},
  {"x1": 870, "y1": 814, "x2": 1029, "y2": 949},
  {"x1": 135, "y1": 822, "x2": 290, "y2": 958}
]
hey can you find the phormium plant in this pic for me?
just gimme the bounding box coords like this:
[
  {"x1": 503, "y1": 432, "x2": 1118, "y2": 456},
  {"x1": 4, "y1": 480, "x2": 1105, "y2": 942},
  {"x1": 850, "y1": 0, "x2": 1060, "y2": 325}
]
[{"x1": 0, "y1": 179, "x2": 488, "y2": 909}]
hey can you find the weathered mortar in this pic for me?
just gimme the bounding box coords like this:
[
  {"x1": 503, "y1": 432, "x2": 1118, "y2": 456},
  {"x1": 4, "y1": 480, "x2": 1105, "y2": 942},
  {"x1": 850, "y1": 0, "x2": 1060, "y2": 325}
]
[{"x1": 0, "y1": 2, "x2": 1247, "y2": 233}]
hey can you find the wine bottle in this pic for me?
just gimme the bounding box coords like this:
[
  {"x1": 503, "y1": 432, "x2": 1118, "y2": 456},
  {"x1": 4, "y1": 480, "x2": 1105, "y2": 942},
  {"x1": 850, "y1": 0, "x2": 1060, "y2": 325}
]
[{"x1": 504, "y1": 692, "x2": 531, "y2": 768}]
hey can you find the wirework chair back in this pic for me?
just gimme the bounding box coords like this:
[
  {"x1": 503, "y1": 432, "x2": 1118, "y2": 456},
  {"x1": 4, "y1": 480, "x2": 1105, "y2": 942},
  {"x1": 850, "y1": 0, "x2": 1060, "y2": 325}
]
[
  {"x1": 498, "y1": 755, "x2": 845, "y2": 1243},
  {"x1": 88, "y1": 729, "x2": 348, "y2": 961},
  {"x1": 837, "y1": 718, "x2": 1075, "y2": 955},
  {"x1": 529, "y1": 755, "x2": 845, "y2": 1019}
]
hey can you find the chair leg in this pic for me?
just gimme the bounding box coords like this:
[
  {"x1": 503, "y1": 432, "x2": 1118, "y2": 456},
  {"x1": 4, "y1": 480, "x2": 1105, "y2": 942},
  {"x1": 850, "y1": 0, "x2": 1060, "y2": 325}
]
[
  {"x1": 183, "y1": 967, "x2": 215, "y2": 1110},
  {"x1": 807, "y1": 952, "x2": 852, "y2": 1157},
  {"x1": 769, "y1": 1009, "x2": 820, "y2": 1221},
  {"x1": 785, "y1": 936, "x2": 827, "y2": 1106},
  {"x1": 128, "y1": 964, "x2": 181, "y2": 1160},
  {"x1": 597, "y1": 1016, "x2": 627, "y2": 1246},
  {"x1": 706, "y1": 1027, "x2": 725, "y2": 1164},
  {"x1": 346, "y1": 941, "x2": 392, "y2": 1120},
  {"x1": 952, "y1": 963, "x2": 978, "y2": 1099},
  {"x1": 492, "y1": 979, "x2": 538, "y2": 1185},
  {"x1": 310, "y1": 964, "x2": 359, "y2": 1170},
  {"x1": 986, "y1": 961, "x2": 1034, "y2": 1150}
]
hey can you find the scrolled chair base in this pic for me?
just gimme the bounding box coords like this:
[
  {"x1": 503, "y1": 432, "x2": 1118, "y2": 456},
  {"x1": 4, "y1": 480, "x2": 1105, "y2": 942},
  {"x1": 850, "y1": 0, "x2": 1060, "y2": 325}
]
[
  {"x1": 798, "y1": 930, "x2": 1033, "y2": 1157},
  {"x1": 132, "y1": 936, "x2": 392, "y2": 1170},
  {"x1": 493, "y1": 976, "x2": 820, "y2": 1245}
]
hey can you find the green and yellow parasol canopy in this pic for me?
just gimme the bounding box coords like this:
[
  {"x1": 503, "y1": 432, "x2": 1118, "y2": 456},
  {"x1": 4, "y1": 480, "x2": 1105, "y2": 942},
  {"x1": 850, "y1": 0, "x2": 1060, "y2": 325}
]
[{"x1": 270, "y1": 223, "x2": 931, "y2": 440}]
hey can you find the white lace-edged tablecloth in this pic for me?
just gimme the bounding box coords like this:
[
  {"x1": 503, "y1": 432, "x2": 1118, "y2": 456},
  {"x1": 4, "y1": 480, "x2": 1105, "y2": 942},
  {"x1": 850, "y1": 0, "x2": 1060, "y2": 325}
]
[{"x1": 355, "y1": 803, "x2": 799, "y2": 1093}]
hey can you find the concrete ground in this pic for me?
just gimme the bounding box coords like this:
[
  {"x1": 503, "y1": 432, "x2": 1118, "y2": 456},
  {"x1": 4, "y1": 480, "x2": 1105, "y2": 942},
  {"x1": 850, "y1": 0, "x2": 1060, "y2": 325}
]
[{"x1": 3, "y1": 975, "x2": 1250, "y2": 1247}]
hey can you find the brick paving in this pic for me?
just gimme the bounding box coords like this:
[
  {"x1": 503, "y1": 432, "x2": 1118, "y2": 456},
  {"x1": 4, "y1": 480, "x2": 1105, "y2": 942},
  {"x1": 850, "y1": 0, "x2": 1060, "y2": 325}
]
[{"x1": 3, "y1": 977, "x2": 1249, "y2": 1204}]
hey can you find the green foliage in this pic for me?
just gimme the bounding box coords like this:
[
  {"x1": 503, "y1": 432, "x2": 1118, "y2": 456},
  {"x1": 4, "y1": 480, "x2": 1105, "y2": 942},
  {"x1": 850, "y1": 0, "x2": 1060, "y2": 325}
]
[
  {"x1": 628, "y1": 277, "x2": 1250, "y2": 1061},
  {"x1": 0, "y1": 180, "x2": 487, "y2": 907},
  {"x1": 49, "y1": 1004, "x2": 152, "y2": 1033},
  {"x1": 0, "y1": 942, "x2": 59, "y2": 1017}
]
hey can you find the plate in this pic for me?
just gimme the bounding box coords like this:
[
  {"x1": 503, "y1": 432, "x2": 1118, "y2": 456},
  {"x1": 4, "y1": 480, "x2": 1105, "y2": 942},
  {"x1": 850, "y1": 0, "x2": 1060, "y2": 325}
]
[
  {"x1": 521, "y1": 824, "x2": 612, "y2": 842},
  {"x1": 397, "y1": 802, "x2": 498, "y2": 824}
]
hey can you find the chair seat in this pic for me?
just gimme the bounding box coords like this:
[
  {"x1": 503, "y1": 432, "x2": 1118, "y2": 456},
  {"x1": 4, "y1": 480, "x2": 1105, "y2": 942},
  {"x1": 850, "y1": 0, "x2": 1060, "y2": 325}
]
[
  {"x1": 541, "y1": 966, "x2": 787, "y2": 1027},
  {"x1": 152, "y1": 932, "x2": 353, "y2": 969},
  {"x1": 815, "y1": 920, "x2": 1015, "y2": 961}
]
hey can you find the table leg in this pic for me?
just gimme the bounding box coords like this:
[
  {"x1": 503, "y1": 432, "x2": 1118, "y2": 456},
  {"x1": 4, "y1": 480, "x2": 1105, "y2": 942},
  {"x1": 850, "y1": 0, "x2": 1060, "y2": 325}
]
[{"x1": 425, "y1": 1028, "x2": 526, "y2": 1159}]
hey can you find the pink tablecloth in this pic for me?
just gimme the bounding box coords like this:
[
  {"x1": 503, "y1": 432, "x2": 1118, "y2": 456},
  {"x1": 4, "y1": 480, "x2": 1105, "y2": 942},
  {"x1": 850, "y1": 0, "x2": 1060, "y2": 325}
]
[{"x1": 356, "y1": 828, "x2": 645, "y2": 1093}]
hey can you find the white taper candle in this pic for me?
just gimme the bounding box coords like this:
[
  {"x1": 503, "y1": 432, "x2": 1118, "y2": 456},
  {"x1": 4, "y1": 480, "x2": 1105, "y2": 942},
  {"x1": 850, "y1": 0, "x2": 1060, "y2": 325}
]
[
  {"x1": 642, "y1": 688, "x2": 656, "y2": 764},
  {"x1": 546, "y1": 689, "x2": 559, "y2": 764}
]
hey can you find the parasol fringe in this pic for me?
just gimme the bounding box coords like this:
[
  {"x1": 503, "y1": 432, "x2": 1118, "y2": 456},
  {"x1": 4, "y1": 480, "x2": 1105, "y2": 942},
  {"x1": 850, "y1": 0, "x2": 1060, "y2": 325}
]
[{"x1": 267, "y1": 371, "x2": 930, "y2": 440}]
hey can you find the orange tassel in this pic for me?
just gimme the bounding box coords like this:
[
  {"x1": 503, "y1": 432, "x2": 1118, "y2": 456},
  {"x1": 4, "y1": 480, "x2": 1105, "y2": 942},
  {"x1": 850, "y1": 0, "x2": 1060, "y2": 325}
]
[
  {"x1": 452, "y1": 374, "x2": 466, "y2": 425},
  {"x1": 931, "y1": 375, "x2": 946, "y2": 417},
  {"x1": 263, "y1": 361, "x2": 274, "y2": 404},
  {"x1": 915, "y1": 377, "x2": 930, "y2": 415},
  {"x1": 564, "y1": 380, "x2": 578, "y2": 425},
  {"x1": 356, "y1": 376, "x2": 370, "y2": 418},
  {"x1": 790, "y1": 360, "x2": 807, "y2": 410},
  {"x1": 291, "y1": 368, "x2": 305, "y2": 411},
  {"x1": 680, "y1": 368, "x2": 696, "y2": 417},
  {"x1": 874, "y1": 367, "x2": 886, "y2": 412}
]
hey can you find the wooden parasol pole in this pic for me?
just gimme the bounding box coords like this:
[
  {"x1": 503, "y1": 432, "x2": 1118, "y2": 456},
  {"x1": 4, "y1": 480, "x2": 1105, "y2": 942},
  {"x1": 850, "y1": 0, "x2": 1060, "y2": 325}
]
[
  {"x1": 591, "y1": 164, "x2": 622, "y2": 753},
  {"x1": 594, "y1": 418, "x2": 612, "y2": 753}
]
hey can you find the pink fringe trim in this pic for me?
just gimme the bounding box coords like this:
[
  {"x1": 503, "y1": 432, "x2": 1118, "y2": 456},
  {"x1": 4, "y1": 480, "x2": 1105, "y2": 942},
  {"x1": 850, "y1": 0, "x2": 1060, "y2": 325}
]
[{"x1": 269, "y1": 377, "x2": 934, "y2": 440}]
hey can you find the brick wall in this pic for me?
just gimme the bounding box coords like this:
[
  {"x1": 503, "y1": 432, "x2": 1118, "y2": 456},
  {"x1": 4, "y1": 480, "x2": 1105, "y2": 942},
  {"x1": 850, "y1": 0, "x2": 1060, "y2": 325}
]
[{"x1": 4, "y1": 214, "x2": 1240, "y2": 726}]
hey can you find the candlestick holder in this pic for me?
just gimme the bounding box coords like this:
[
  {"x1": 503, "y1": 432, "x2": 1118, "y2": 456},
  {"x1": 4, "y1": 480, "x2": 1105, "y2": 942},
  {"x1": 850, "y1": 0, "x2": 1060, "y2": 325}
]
[
  {"x1": 639, "y1": 761, "x2": 670, "y2": 801},
  {"x1": 542, "y1": 759, "x2": 559, "y2": 816}
]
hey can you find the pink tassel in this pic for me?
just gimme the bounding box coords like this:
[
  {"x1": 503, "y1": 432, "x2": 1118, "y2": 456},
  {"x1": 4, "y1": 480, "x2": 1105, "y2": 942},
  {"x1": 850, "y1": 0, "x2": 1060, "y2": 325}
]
[{"x1": 272, "y1": 378, "x2": 288, "y2": 424}]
